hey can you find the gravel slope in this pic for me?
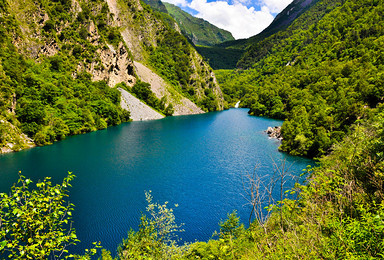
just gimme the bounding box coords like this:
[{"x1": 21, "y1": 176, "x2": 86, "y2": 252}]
[
  {"x1": 133, "y1": 61, "x2": 204, "y2": 116},
  {"x1": 119, "y1": 88, "x2": 164, "y2": 121}
]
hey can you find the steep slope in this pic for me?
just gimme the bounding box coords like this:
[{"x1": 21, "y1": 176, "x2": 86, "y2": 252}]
[
  {"x1": 200, "y1": 0, "x2": 320, "y2": 69},
  {"x1": 237, "y1": 0, "x2": 338, "y2": 68},
  {"x1": 107, "y1": 0, "x2": 224, "y2": 112},
  {"x1": 218, "y1": 0, "x2": 320, "y2": 50},
  {"x1": 0, "y1": 0, "x2": 224, "y2": 153},
  {"x1": 217, "y1": 0, "x2": 384, "y2": 157},
  {"x1": 163, "y1": 2, "x2": 234, "y2": 46},
  {"x1": 141, "y1": 0, "x2": 168, "y2": 13}
]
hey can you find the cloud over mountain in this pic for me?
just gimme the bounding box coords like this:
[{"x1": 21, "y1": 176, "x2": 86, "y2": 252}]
[{"x1": 163, "y1": 0, "x2": 293, "y2": 39}]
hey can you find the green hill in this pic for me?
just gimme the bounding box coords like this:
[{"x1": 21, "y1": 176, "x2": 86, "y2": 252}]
[
  {"x1": 202, "y1": 0, "x2": 321, "y2": 69},
  {"x1": 217, "y1": 0, "x2": 384, "y2": 158},
  {"x1": 163, "y1": 2, "x2": 235, "y2": 46},
  {"x1": 141, "y1": 0, "x2": 168, "y2": 13}
]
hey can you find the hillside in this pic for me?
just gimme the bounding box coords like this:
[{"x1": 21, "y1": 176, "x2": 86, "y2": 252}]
[
  {"x1": 217, "y1": 0, "x2": 320, "y2": 51},
  {"x1": 217, "y1": 0, "x2": 384, "y2": 158},
  {"x1": 200, "y1": 0, "x2": 320, "y2": 69},
  {"x1": 163, "y1": 2, "x2": 235, "y2": 46},
  {"x1": 0, "y1": 0, "x2": 224, "y2": 153},
  {"x1": 141, "y1": 0, "x2": 168, "y2": 13}
]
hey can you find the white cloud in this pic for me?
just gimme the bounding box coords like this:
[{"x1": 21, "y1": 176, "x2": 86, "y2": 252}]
[
  {"x1": 260, "y1": 0, "x2": 293, "y2": 13},
  {"x1": 232, "y1": 0, "x2": 252, "y2": 5},
  {"x1": 188, "y1": 0, "x2": 274, "y2": 39},
  {"x1": 163, "y1": 0, "x2": 188, "y2": 7},
  {"x1": 162, "y1": 0, "x2": 294, "y2": 39}
]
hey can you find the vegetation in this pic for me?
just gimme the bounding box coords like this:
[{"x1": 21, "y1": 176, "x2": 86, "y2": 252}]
[
  {"x1": 116, "y1": 0, "x2": 224, "y2": 112},
  {"x1": 197, "y1": 0, "x2": 322, "y2": 70},
  {"x1": 101, "y1": 106, "x2": 384, "y2": 259},
  {"x1": 0, "y1": 172, "x2": 99, "y2": 259},
  {"x1": 137, "y1": 1, "x2": 223, "y2": 111},
  {"x1": 0, "y1": 0, "x2": 131, "y2": 150},
  {"x1": 118, "y1": 81, "x2": 174, "y2": 116},
  {"x1": 0, "y1": 0, "x2": 225, "y2": 152},
  {"x1": 163, "y1": 2, "x2": 234, "y2": 46},
  {"x1": 217, "y1": 0, "x2": 384, "y2": 157},
  {"x1": 1, "y1": 0, "x2": 384, "y2": 258},
  {"x1": 148, "y1": 29, "x2": 193, "y2": 90},
  {"x1": 195, "y1": 46, "x2": 244, "y2": 70},
  {"x1": 3, "y1": 114, "x2": 384, "y2": 258},
  {"x1": 141, "y1": 0, "x2": 168, "y2": 13}
]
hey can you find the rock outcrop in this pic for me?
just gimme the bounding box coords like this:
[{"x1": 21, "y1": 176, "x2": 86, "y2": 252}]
[{"x1": 266, "y1": 126, "x2": 282, "y2": 140}]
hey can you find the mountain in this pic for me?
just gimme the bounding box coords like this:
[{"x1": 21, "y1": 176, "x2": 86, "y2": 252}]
[
  {"x1": 0, "y1": 0, "x2": 225, "y2": 153},
  {"x1": 141, "y1": 0, "x2": 168, "y2": 13},
  {"x1": 162, "y1": 2, "x2": 235, "y2": 46},
  {"x1": 218, "y1": 0, "x2": 320, "y2": 50},
  {"x1": 201, "y1": 0, "x2": 321, "y2": 69},
  {"x1": 217, "y1": 0, "x2": 384, "y2": 157}
]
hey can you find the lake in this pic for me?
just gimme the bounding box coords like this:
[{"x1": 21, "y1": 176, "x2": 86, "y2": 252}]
[{"x1": 0, "y1": 108, "x2": 313, "y2": 254}]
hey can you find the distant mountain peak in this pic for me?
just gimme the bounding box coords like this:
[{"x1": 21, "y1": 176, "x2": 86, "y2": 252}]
[{"x1": 143, "y1": 0, "x2": 235, "y2": 46}]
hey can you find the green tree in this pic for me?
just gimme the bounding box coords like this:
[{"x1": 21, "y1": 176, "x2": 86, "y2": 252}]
[
  {"x1": 0, "y1": 172, "x2": 78, "y2": 259},
  {"x1": 118, "y1": 191, "x2": 185, "y2": 259}
]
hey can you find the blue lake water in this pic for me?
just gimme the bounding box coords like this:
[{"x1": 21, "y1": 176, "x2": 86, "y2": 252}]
[{"x1": 0, "y1": 108, "x2": 314, "y2": 254}]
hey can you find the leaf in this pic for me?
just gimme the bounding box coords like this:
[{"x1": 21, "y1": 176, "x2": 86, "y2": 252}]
[{"x1": 0, "y1": 241, "x2": 6, "y2": 250}]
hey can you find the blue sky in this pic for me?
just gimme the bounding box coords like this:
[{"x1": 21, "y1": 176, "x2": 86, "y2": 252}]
[{"x1": 162, "y1": 0, "x2": 293, "y2": 39}]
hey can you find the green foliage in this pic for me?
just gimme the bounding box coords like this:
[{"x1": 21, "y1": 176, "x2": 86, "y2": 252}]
[
  {"x1": 120, "y1": 0, "x2": 224, "y2": 112},
  {"x1": 198, "y1": 88, "x2": 219, "y2": 112},
  {"x1": 0, "y1": 172, "x2": 78, "y2": 259},
  {"x1": 162, "y1": 2, "x2": 234, "y2": 46},
  {"x1": 0, "y1": 0, "x2": 131, "y2": 149},
  {"x1": 2, "y1": 109, "x2": 384, "y2": 259},
  {"x1": 123, "y1": 81, "x2": 174, "y2": 116},
  {"x1": 196, "y1": 46, "x2": 244, "y2": 70},
  {"x1": 12, "y1": 63, "x2": 130, "y2": 145},
  {"x1": 119, "y1": 215, "x2": 163, "y2": 259},
  {"x1": 218, "y1": 211, "x2": 245, "y2": 241},
  {"x1": 148, "y1": 30, "x2": 193, "y2": 89},
  {"x1": 217, "y1": 0, "x2": 384, "y2": 157},
  {"x1": 184, "y1": 109, "x2": 384, "y2": 259},
  {"x1": 118, "y1": 191, "x2": 185, "y2": 259}
]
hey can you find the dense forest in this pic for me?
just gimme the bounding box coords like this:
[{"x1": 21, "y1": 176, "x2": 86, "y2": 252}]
[
  {"x1": 2, "y1": 0, "x2": 384, "y2": 259},
  {"x1": 217, "y1": 0, "x2": 384, "y2": 158}
]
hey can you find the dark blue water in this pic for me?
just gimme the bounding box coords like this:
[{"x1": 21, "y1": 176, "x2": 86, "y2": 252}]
[{"x1": 0, "y1": 109, "x2": 313, "y2": 254}]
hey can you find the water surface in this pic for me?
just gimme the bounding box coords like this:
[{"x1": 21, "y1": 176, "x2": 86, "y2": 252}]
[{"x1": 0, "y1": 109, "x2": 313, "y2": 253}]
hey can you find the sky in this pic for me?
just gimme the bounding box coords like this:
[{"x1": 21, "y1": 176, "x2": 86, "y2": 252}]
[{"x1": 162, "y1": 0, "x2": 294, "y2": 39}]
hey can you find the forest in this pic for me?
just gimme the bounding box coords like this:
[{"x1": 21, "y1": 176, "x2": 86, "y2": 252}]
[{"x1": 217, "y1": 0, "x2": 384, "y2": 158}]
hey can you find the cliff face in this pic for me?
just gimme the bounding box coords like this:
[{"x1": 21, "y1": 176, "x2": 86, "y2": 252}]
[{"x1": 0, "y1": 0, "x2": 225, "y2": 153}]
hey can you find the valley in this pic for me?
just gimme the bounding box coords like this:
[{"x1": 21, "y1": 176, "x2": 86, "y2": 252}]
[{"x1": 1, "y1": 0, "x2": 384, "y2": 259}]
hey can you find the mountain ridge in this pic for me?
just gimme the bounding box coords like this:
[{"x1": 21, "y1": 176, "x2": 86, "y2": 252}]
[{"x1": 163, "y1": 2, "x2": 235, "y2": 46}]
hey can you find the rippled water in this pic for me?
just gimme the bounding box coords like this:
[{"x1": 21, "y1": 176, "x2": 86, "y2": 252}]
[{"x1": 0, "y1": 109, "x2": 313, "y2": 254}]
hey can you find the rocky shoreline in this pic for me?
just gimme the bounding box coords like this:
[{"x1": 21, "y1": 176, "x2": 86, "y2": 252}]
[{"x1": 266, "y1": 126, "x2": 282, "y2": 140}]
